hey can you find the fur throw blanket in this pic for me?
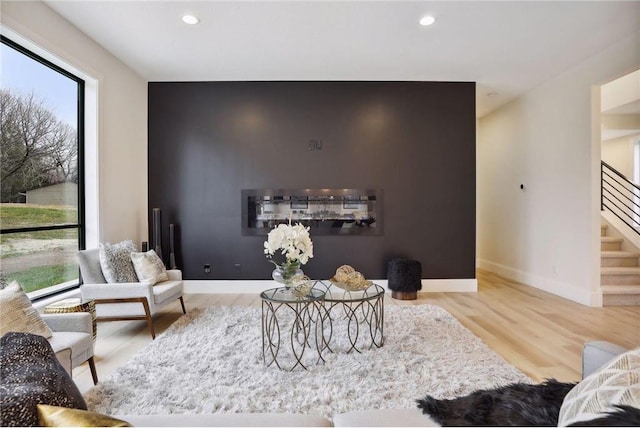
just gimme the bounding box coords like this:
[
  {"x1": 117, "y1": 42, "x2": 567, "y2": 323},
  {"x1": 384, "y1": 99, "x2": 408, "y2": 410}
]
[
  {"x1": 417, "y1": 380, "x2": 640, "y2": 426},
  {"x1": 417, "y1": 379, "x2": 575, "y2": 426}
]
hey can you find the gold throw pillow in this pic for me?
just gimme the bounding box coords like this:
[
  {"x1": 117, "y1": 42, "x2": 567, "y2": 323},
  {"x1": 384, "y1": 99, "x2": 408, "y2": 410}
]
[{"x1": 37, "y1": 404, "x2": 131, "y2": 427}]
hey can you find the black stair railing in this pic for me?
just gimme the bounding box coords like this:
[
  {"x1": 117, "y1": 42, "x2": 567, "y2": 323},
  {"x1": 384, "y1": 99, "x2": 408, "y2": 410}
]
[{"x1": 601, "y1": 160, "x2": 640, "y2": 236}]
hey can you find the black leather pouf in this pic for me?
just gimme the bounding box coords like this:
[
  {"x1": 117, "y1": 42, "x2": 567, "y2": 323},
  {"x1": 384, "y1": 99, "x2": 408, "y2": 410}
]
[{"x1": 387, "y1": 259, "x2": 422, "y2": 300}]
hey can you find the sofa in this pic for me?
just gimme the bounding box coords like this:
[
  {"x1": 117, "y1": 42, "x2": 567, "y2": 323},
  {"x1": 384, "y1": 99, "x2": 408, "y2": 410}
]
[
  {"x1": 1, "y1": 335, "x2": 634, "y2": 427},
  {"x1": 120, "y1": 408, "x2": 431, "y2": 427}
]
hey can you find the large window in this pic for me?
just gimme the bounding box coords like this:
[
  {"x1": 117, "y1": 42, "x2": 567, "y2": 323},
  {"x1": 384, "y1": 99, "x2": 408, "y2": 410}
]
[{"x1": 0, "y1": 36, "x2": 84, "y2": 299}]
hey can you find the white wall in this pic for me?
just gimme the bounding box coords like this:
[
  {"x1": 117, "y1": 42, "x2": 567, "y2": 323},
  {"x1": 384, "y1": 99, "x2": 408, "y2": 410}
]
[
  {"x1": 1, "y1": 1, "x2": 148, "y2": 248},
  {"x1": 602, "y1": 135, "x2": 636, "y2": 179},
  {"x1": 601, "y1": 69, "x2": 640, "y2": 112},
  {"x1": 477, "y1": 31, "x2": 640, "y2": 306},
  {"x1": 601, "y1": 134, "x2": 639, "y2": 249}
]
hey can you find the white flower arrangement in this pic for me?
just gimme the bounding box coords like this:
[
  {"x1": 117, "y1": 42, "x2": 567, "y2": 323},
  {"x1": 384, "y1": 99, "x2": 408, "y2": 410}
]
[{"x1": 263, "y1": 222, "x2": 314, "y2": 266}]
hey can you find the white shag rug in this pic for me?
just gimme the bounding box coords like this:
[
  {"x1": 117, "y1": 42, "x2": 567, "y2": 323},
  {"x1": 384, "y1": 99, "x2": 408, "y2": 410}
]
[{"x1": 85, "y1": 305, "x2": 532, "y2": 418}]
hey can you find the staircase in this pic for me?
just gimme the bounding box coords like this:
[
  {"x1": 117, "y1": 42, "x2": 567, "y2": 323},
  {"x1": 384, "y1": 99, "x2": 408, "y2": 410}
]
[{"x1": 600, "y1": 224, "x2": 640, "y2": 306}]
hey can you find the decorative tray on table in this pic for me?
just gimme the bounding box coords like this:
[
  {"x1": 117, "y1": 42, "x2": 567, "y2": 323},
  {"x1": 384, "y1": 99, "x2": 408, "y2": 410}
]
[{"x1": 329, "y1": 277, "x2": 373, "y2": 292}]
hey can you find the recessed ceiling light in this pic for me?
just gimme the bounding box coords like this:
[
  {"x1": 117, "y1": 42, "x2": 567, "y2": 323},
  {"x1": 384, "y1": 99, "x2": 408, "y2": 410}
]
[
  {"x1": 182, "y1": 14, "x2": 199, "y2": 25},
  {"x1": 419, "y1": 15, "x2": 436, "y2": 26}
]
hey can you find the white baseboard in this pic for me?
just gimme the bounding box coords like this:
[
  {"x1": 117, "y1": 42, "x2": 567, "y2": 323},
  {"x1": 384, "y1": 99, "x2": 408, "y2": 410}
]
[
  {"x1": 476, "y1": 259, "x2": 595, "y2": 306},
  {"x1": 184, "y1": 278, "x2": 478, "y2": 294}
]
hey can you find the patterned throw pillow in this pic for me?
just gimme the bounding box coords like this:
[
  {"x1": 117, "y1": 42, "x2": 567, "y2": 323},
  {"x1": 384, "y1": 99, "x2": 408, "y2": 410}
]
[
  {"x1": 0, "y1": 332, "x2": 87, "y2": 427},
  {"x1": 98, "y1": 240, "x2": 139, "y2": 283},
  {"x1": 558, "y1": 347, "x2": 640, "y2": 426},
  {"x1": 0, "y1": 282, "x2": 53, "y2": 338},
  {"x1": 130, "y1": 250, "x2": 169, "y2": 285}
]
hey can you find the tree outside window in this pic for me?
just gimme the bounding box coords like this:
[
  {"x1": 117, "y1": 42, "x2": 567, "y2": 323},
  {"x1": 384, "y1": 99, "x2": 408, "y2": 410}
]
[{"x1": 0, "y1": 36, "x2": 84, "y2": 298}]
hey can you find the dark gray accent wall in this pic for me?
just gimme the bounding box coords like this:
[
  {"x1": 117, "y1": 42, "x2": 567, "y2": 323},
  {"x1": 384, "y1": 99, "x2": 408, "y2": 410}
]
[{"x1": 148, "y1": 81, "x2": 476, "y2": 280}]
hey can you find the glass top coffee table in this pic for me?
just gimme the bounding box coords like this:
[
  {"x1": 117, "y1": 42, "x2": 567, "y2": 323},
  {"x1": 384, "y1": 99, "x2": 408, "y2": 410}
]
[
  {"x1": 260, "y1": 280, "x2": 385, "y2": 369},
  {"x1": 316, "y1": 281, "x2": 385, "y2": 354},
  {"x1": 260, "y1": 287, "x2": 326, "y2": 371}
]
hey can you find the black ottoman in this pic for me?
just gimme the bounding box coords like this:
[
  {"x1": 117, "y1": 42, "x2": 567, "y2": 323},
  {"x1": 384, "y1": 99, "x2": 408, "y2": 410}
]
[{"x1": 387, "y1": 259, "x2": 422, "y2": 300}]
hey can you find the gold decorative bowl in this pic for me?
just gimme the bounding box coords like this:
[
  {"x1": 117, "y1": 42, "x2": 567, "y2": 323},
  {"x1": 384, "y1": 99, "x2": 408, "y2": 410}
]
[{"x1": 329, "y1": 276, "x2": 373, "y2": 292}]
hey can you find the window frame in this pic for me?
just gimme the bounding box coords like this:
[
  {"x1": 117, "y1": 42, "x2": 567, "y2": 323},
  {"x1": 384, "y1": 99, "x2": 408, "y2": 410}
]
[{"x1": 0, "y1": 35, "x2": 86, "y2": 300}]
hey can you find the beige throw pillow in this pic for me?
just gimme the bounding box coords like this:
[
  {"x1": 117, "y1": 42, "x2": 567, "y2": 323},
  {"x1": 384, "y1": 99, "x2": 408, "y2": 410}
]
[
  {"x1": 131, "y1": 250, "x2": 168, "y2": 285},
  {"x1": 0, "y1": 281, "x2": 53, "y2": 338},
  {"x1": 99, "y1": 240, "x2": 139, "y2": 283},
  {"x1": 558, "y1": 346, "x2": 640, "y2": 426}
]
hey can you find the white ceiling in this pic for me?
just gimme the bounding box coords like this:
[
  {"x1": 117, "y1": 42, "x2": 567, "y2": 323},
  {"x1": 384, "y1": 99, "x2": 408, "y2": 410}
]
[{"x1": 43, "y1": 1, "x2": 640, "y2": 117}]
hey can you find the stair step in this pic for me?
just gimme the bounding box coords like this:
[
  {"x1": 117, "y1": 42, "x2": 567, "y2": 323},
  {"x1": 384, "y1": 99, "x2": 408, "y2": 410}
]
[
  {"x1": 602, "y1": 293, "x2": 640, "y2": 306},
  {"x1": 602, "y1": 266, "x2": 640, "y2": 274},
  {"x1": 600, "y1": 224, "x2": 607, "y2": 237},
  {"x1": 601, "y1": 236, "x2": 622, "y2": 243},
  {"x1": 601, "y1": 284, "x2": 640, "y2": 294},
  {"x1": 601, "y1": 251, "x2": 640, "y2": 267},
  {"x1": 601, "y1": 236, "x2": 623, "y2": 251},
  {"x1": 601, "y1": 267, "x2": 640, "y2": 285},
  {"x1": 602, "y1": 284, "x2": 640, "y2": 306}
]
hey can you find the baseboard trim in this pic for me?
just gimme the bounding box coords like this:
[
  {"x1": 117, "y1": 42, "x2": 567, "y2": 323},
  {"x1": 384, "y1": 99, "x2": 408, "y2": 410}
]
[
  {"x1": 476, "y1": 259, "x2": 595, "y2": 306},
  {"x1": 183, "y1": 278, "x2": 478, "y2": 294}
]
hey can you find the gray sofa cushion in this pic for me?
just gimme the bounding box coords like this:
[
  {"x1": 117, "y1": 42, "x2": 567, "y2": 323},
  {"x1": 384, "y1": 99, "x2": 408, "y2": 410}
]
[
  {"x1": 78, "y1": 248, "x2": 107, "y2": 284},
  {"x1": 0, "y1": 332, "x2": 87, "y2": 427},
  {"x1": 120, "y1": 412, "x2": 332, "y2": 427},
  {"x1": 582, "y1": 340, "x2": 629, "y2": 379},
  {"x1": 333, "y1": 408, "x2": 438, "y2": 427}
]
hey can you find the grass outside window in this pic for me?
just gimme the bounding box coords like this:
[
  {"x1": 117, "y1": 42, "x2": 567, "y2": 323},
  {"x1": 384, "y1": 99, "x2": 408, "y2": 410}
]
[{"x1": 1, "y1": 204, "x2": 79, "y2": 294}]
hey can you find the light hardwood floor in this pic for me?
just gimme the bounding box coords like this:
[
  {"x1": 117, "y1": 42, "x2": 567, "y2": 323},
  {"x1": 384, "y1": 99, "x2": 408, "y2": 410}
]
[{"x1": 72, "y1": 269, "x2": 640, "y2": 394}]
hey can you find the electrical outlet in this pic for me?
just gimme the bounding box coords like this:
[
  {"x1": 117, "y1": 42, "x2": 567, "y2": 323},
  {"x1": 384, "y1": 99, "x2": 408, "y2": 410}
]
[
  {"x1": 204, "y1": 264, "x2": 211, "y2": 274},
  {"x1": 234, "y1": 263, "x2": 241, "y2": 272}
]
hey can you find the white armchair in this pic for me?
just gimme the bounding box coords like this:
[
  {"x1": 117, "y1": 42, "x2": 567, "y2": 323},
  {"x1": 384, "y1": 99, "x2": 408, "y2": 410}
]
[
  {"x1": 78, "y1": 248, "x2": 186, "y2": 339},
  {"x1": 41, "y1": 312, "x2": 98, "y2": 384},
  {"x1": 0, "y1": 281, "x2": 97, "y2": 384}
]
